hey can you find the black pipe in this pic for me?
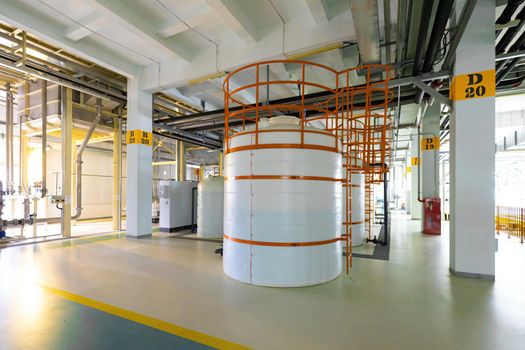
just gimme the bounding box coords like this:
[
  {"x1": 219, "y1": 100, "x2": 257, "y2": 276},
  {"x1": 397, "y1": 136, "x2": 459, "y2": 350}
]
[
  {"x1": 496, "y1": 0, "x2": 524, "y2": 25},
  {"x1": 422, "y1": 0, "x2": 454, "y2": 73},
  {"x1": 415, "y1": 0, "x2": 454, "y2": 103},
  {"x1": 412, "y1": 0, "x2": 435, "y2": 76},
  {"x1": 497, "y1": 57, "x2": 521, "y2": 84},
  {"x1": 496, "y1": 6, "x2": 525, "y2": 54}
]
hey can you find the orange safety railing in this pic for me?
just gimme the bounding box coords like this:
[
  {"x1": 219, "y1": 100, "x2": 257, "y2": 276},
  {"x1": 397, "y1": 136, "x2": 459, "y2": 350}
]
[
  {"x1": 223, "y1": 60, "x2": 393, "y2": 272},
  {"x1": 496, "y1": 206, "x2": 525, "y2": 243}
]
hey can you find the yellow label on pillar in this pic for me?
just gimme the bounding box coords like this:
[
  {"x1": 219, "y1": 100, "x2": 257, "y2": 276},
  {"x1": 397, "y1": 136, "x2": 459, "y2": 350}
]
[
  {"x1": 420, "y1": 136, "x2": 440, "y2": 151},
  {"x1": 126, "y1": 130, "x2": 153, "y2": 146},
  {"x1": 411, "y1": 157, "x2": 419, "y2": 166},
  {"x1": 450, "y1": 69, "x2": 496, "y2": 101},
  {"x1": 406, "y1": 166, "x2": 412, "y2": 173}
]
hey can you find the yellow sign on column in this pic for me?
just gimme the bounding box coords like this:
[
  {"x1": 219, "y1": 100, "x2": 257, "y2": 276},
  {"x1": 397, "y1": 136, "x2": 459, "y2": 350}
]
[
  {"x1": 420, "y1": 136, "x2": 440, "y2": 151},
  {"x1": 411, "y1": 157, "x2": 419, "y2": 166},
  {"x1": 450, "y1": 69, "x2": 496, "y2": 101},
  {"x1": 126, "y1": 130, "x2": 153, "y2": 146}
]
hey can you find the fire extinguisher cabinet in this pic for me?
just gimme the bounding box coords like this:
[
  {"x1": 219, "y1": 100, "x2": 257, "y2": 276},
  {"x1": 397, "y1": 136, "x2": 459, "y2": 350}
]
[{"x1": 423, "y1": 198, "x2": 441, "y2": 235}]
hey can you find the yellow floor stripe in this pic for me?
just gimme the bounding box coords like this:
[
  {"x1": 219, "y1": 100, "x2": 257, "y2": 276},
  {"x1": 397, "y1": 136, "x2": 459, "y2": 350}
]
[{"x1": 41, "y1": 285, "x2": 251, "y2": 350}]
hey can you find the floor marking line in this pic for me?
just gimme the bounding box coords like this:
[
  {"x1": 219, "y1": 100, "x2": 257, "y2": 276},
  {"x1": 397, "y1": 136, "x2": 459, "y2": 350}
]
[{"x1": 41, "y1": 285, "x2": 251, "y2": 350}]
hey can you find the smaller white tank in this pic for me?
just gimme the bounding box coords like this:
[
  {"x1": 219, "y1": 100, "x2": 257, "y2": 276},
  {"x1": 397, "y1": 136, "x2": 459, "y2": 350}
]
[{"x1": 197, "y1": 176, "x2": 224, "y2": 238}]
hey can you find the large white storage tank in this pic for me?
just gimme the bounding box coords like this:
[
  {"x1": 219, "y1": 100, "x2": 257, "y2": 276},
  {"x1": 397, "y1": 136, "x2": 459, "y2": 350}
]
[
  {"x1": 342, "y1": 173, "x2": 365, "y2": 246},
  {"x1": 197, "y1": 176, "x2": 224, "y2": 238},
  {"x1": 223, "y1": 116, "x2": 343, "y2": 287}
]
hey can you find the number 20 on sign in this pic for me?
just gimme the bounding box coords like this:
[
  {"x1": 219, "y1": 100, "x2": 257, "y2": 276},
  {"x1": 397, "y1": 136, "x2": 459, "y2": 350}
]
[
  {"x1": 450, "y1": 69, "x2": 495, "y2": 101},
  {"x1": 126, "y1": 130, "x2": 152, "y2": 146}
]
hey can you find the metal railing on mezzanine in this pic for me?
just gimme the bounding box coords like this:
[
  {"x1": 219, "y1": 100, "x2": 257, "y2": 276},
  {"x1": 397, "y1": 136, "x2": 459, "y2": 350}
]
[{"x1": 496, "y1": 206, "x2": 525, "y2": 243}]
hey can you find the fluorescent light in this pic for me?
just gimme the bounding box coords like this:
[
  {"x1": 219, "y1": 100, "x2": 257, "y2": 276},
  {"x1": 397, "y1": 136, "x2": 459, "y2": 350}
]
[
  {"x1": 188, "y1": 71, "x2": 228, "y2": 85},
  {"x1": 286, "y1": 42, "x2": 344, "y2": 60}
]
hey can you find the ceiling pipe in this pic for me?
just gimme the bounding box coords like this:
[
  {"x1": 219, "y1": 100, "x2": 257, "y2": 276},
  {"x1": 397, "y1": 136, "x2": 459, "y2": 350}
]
[
  {"x1": 496, "y1": 5, "x2": 525, "y2": 54},
  {"x1": 72, "y1": 99, "x2": 103, "y2": 220},
  {"x1": 411, "y1": 0, "x2": 435, "y2": 76},
  {"x1": 496, "y1": 0, "x2": 525, "y2": 25},
  {"x1": 415, "y1": 0, "x2": 454, "y2": 103},
  {"x1": 441, "y1": 0, "x2": 478, "y2": 71},
  {"x1": 5, "y1": 83, "x2": 14, "y2": 194},
  {"x1": 41, "y1": 81, "x2": 47, "y2": 198}
]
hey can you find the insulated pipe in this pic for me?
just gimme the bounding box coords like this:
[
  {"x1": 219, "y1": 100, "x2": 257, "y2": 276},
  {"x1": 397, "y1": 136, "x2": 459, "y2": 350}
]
[
  {"x1": 19, "y1": 113, "x2": 24, "y2": 194},
  {"x1": 72, "y1": 98, "x2": 102, "y2": 220},
  {"x1": 411, "y1": 0, "x2": 435, "y2": 76},
  {"x1": 41, "y1": 80, "x2": 47, "y2": 197},
  {"x1": 5, "y1": 83, "x2": 14, "y2": 193}
]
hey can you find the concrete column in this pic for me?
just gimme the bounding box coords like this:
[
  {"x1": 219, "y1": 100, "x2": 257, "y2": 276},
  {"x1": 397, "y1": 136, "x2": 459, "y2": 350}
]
[
  {"x1": 218, "y1": 151, "x2": 223, "y2": 176},
  {"x1": 61, "y1": 87, "x2": 72, "y2": 238},
  {"x1": 420, "y1": 102, "x2": 440, "y2": 199},
  {"x1": 126, "y1": 73, "x2": 152, "y2": 238},
  {"x1": 176, "y1": 141, "x2": 186, "y2": 181},
  {"x1": 450, "y1": 0, "x2": 495, "y2": 279},
  {"x1": 112, "y1": 111, "x2": 122, "y2": 231},
  {"x1": 405, "y1": 157, "x2": 411, "y2": 215},
  {"x1": 410, "y1": 137, "x2": 421, "y2": 220}
]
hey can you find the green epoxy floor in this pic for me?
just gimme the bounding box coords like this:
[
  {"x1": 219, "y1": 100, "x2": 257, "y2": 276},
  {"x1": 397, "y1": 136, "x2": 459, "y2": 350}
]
[
  {"x1": 0, "y1": 290, "x2": 213, "y2": 350},
  {"x1": 1, "y1": 215, "x2": 524, "y2": 349}
]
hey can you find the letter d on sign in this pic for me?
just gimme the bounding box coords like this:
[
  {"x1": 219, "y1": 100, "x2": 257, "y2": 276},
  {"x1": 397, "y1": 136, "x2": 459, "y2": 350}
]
[{"x1": 467, "y1": 73, "x2": 483, "y2": 85}]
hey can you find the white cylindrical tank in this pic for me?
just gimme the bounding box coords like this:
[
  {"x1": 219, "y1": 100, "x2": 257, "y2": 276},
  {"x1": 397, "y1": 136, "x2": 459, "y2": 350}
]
[
  {"x1": 342, "y1": 173, "x2": 365, "y2": 246},
  {"x1": 223, "y1": 116, "x2": 343, "y2": 287},
  {"x1": 197, "y1": 176, "x2": 224, "y2": 238}
]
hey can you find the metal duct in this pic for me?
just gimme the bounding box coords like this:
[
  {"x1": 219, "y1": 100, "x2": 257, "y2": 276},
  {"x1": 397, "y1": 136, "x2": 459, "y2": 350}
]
[{"x1": 350, "y1": 0, "x2": 381, "y2": 64}]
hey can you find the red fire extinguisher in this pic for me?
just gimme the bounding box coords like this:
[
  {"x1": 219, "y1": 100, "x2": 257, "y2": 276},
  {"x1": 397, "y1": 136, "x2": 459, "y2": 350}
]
[{"x1": 423, "y1": 198, "x2": 441, "y2": 235}]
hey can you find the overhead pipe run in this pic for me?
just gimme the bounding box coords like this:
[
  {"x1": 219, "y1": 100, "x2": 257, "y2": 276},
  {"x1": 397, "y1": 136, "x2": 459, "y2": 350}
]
[
  {"x1": 415, "y1": 0, "x2": 454, "y2": 103},
  {"x1": 5, "y1": 83, "x2": 14, "y2": 194},
  {"x1": 41, "y1": 81, "x2": 48, "y2": 198},
  {"x1": 72, "y1": 98, "x2": 103, "y2": 220},
  {"x1": 496, "y1": 5, "x2": 525, "y2": 54},
  {"x1": 411, "y1": 0, "x2": 435, "y2": 77}
]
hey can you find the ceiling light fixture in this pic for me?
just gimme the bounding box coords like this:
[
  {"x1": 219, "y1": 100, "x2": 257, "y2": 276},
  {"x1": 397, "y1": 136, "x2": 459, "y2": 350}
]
[
  {"x1": 188, "y1": 71, "x2": 228, "y2": 85},
  {"x1": 285, "y1": 42, "x2": 345, "y2": 60}
]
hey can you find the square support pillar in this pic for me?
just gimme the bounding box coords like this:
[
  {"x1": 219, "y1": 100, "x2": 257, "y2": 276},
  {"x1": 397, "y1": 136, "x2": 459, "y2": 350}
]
[
  {"x1": 126, "y1": 73, "x2": 153, "y2": 238},
  {"x1": 449, "y1": 0, "x2": 495, "y2": 279},
  {"x1": 410, "y1": 138, "x2": 422, "y2": 220}
]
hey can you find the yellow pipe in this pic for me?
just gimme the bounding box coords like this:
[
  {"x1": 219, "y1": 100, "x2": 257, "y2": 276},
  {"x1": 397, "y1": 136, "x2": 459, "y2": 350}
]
[
  {"x1": 218, "y1": 151, "x2": 223, "y2": 176},
  {"x1": 153, "y1": 161, "x2": 177, "y2": 166},
  {"x1": 112, "y1": 113, "x2": 122, "y2": 231},
  {"x1": 286, "y1": 42, "x2": 344, "y2": 60}
]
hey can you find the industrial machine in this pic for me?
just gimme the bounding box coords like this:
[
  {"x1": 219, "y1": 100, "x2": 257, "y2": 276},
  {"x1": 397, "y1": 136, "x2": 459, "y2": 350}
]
[
  {"x1": 159, "y1": 181, "x2": 198, "y2": 232},
  {"x1": 197, "y1": 176, "x2": 224, "y2": 238}
]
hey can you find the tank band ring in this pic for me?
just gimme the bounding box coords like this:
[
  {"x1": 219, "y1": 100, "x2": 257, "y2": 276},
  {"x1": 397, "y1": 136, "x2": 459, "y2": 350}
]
[
  {"x1": 226, "y1": 144, "x2": 339, "y2": 154},
  {"x1": 342, "y1": 221, "x2": 365, "y2": 225},
  {"x1": 224, "y1": 175, "x2": 343, "y2": 182},
  {"x1": 224, "y1": 234, "x2": 342, "y2": 247},
  {"x1": 342, "y1": 184, "x2": 362, "y2": 187}
]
